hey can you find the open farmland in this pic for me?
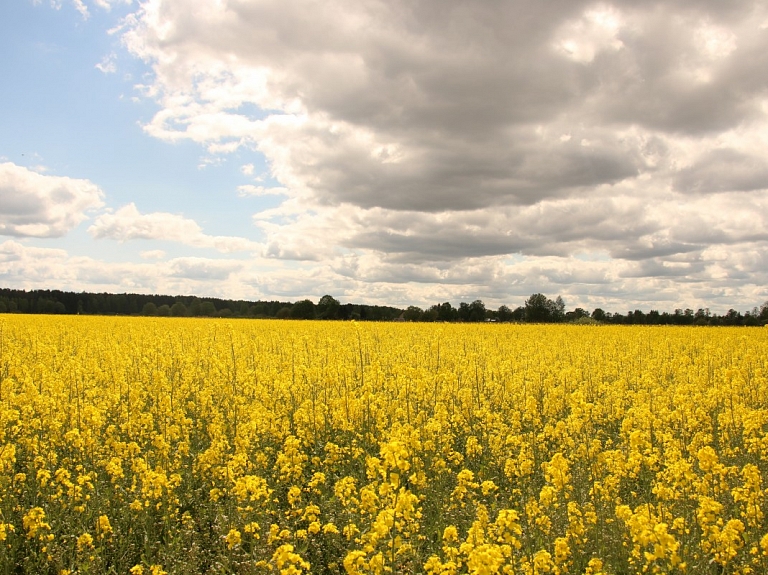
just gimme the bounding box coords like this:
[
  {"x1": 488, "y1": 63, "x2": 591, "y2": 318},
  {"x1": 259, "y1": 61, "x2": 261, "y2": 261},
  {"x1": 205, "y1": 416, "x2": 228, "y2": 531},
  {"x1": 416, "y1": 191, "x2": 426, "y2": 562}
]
[{"x1": 1, "y1": 316, "x2": 767, "y2": 574}]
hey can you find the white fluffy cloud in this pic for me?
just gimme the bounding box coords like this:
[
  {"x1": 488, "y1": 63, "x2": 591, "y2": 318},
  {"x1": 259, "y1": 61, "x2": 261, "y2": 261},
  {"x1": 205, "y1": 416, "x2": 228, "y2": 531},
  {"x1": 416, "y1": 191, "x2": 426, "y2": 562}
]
[
  {"x1": 0, "y1": 162, "x2": 104, "y2": 237},
  {"x1": 88, "y1": 203, "x2": 262, "y2": 253},
  {"x1": 0, "y1": 239, "x2": 248, "y2": 298}
]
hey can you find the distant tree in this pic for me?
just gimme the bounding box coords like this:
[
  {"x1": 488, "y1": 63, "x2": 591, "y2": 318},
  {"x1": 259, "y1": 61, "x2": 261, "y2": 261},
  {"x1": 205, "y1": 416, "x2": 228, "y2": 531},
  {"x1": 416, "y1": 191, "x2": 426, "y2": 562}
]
[
  {"x1": 142, "y1": 302, "x2": 158, "y2": 316},
  {"x1": 157, "y1": 304, "x2": 171, "y2": 317},
  {"x1": 458, "y1": 302, "x2": 471, "y2": 322},
  {"x1": 723, "y1": 309, "x2": 741, "y2": 326},
  {"x1": 403, "y1": 306, "x2": 423, "y2": 322},
  {"x1": 627, "y1": 309, "x2": 645, "y2": 324},
  {"x1": 525, "y1": 293, "x2": 552, "y2": 322},
  {"x1": 436, "y1": 302, "x2": 456, "y2": 322},
  {"x1": 744, "y1": 310, "x2": 761, "y2": 326},
  {"x1": 249, "y1": 303, "x2": 267, "y2": 317},
  {"x1": 201, "y1": 301, "x2": 217, "y2": 316},
  {"x1": 171, "y1": 302, "x2": 188, "y2": 317},
  {"x1": 497, "y1": 305, "x2": 513, "y2": 322},
  {"x1": 318, "y1": 295, "x2": 341, "y2": 319},
  {"x1": 276, "y1": 306, "x2": 292, "y2": 319},
  {"x1": 693, "y1": 308, "x2": 709, "y2": 325},
  {"x1": 468, "y1": 300, "x2": 486, "y2": 322},
  {"x1": 422, "y1": 307, "x2": 438, "y2": 322},
  {"x1": 290, "y1": 299, "x2": 316, "y2": 319},
  {"x1": 35, "y1": 298, "x2": 57, "y2": 314},
  {"x1": 552, "y1": 296, "x2": 566, "y2": 322},
  {"x1": 188, "y1": 300, "x2": 202, "y2": 316},
  {"x1": 591, "y1": 308, "x2": 606, "y2": 322},
  {"x1": 568, "y1": 307, "x2": 589, "y2": 321}
]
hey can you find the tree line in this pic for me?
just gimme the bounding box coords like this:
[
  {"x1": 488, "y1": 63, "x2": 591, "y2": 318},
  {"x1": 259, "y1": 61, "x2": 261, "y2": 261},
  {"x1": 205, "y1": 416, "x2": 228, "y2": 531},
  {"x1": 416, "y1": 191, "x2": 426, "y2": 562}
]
[
  {"x1": 0, "y1": 289, "x2": 400, "y2": 321},
  {"x1": 0, "y1": 288, "x2": 766, "y2": 326},
  {"x1": 403, "y1": 294, "x2": 768, "y2": 326}
]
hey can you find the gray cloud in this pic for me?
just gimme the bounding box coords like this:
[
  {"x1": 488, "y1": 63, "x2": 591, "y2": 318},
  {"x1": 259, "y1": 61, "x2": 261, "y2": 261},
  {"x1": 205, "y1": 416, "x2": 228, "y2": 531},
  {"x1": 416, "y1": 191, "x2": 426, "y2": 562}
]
[
  {"x1": 674, "y1": 149, "x2": 768, "y2": 193},
  {"x1": 112, "y1": 0, "x2": 768, "y2": 309},
  {"x1": 124, "y1": 0, "x2": 768, "y2": 210}
]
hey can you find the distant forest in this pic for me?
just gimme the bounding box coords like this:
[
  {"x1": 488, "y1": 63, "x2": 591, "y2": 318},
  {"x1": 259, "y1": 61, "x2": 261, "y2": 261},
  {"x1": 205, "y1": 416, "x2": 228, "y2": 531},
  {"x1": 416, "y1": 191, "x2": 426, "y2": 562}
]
[{"x1": 1, "y1": 288, "x2": 767, "y2": 326}]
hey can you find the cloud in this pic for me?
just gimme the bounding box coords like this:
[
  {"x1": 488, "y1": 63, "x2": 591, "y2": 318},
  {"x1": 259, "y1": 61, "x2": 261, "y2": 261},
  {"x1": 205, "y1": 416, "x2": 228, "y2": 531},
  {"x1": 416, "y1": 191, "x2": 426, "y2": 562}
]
[
  {"x1": 97, "y1": 0, "x2": 768, "y2": 309},
  {"x1": 88, "y1": 203, "x2": 262, "y2": 253},
  {"x1": 140, "y1": 249, "x2": 166, "y2": 259},
  {"x1": 0, "y1": 163, "x2": 104, "y2": 238},
  {"x1": 1, "y1": 237, "x2": 767, "y2": 313},
  {"x1": 237, "y1": 185, "x2": 289, "y2": 197},
  {"x1": 95, "y1": 52, "x2": 117, "y2": 74},
  {"x1": 254, "y1": 187, "x2": 768, "y2": 265},
  {"x1": 673, "y1": 148, "x2": 768, "y2": 193},
  {"x1": 120, "y1": 1, "x2": 768, "y2": 209},
  {"x1": 553, "y1": 4, "x2": 625, "y2": 64},
  {"x1": 168, "y1": 257, "x2": 242, "y2": 281},
  {"x1": 0, "y1": 240, "x2": 249, "y2": 297},
  {"x1": 72, "y1": 0, "x2": 89, "y2": 19},
  {"x1": 92, "y1": 0, "x2": 132, "y2": 10}
]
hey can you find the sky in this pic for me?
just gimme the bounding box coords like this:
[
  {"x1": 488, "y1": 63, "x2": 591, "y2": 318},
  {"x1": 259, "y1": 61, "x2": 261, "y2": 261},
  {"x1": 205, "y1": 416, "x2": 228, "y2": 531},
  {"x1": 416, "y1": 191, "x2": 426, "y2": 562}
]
[{"x1": 1, "y1": 0, "x2": 768, "y2": 313}]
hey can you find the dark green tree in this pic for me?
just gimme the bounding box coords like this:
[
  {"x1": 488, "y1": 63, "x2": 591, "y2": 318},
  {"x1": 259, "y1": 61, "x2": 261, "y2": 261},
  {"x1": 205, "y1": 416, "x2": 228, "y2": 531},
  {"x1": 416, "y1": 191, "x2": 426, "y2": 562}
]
[
  {"x1": 760, "y1": 301, "x2": 768, "y2": 322},
  {"x1": 552, "y1": 296, "x2": 566, "y2": 322},
  {"x1": 422, "y1": 307, "x2": 438, "y2": 321},
  {"x1": 566, "y1": 307, "x2": 589, "y2": 322},
  {"x1": 142, "y1": 302, "x2": 158, "y2": 316},
  {"x1": 290, "y1": 299, "x2": 316, "y2": 319},
  {"x1": 171, "y1": 302, "x2": 188, "y2": 317},
  {"x1": 591, "y1": 308, "x2": 606, "y2": 322},
  {"x1": 188, "y1": 300, "x2": 202, "y2": 316},
  {"x1": 468, "y1": 300, "x2": 486, "y2": 322},
  {"x1": 403, "y1": 306, "x2": 423, "y2": 321},
  {"x1": 497, "y1": 305, "x2": 513, "y2": 322},
  {"x1": 525, "y1": 293, "x2": 551, "y2": 322},
  {"x1": 317, "y1": 295, "x2": 341, "y2": 319},
  {"x1": 436, "y1": 302, "x2": 456, "y2": 322}
]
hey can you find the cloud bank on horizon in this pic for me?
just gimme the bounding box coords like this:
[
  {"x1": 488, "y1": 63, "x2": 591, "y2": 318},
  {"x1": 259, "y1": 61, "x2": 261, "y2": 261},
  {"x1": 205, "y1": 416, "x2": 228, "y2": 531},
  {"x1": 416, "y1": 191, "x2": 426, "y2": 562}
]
[{"x1": 1, "y1": 0, "x2": 768, "y2": 312}]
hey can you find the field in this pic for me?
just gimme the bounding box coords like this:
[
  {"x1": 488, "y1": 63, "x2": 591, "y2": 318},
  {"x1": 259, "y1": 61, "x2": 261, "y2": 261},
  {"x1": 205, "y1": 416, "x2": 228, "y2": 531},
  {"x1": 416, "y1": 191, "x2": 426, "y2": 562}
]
[{"x1": 0, "y1": 316, "x2": 767, "y2": 574}]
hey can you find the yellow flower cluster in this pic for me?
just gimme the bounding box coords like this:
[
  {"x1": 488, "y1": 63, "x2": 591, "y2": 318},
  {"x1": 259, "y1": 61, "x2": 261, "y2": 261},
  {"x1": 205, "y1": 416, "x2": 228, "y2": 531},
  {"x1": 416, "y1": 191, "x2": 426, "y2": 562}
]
[{"x1": 0, "y1": 315, "x2": 767, "y2": 574}]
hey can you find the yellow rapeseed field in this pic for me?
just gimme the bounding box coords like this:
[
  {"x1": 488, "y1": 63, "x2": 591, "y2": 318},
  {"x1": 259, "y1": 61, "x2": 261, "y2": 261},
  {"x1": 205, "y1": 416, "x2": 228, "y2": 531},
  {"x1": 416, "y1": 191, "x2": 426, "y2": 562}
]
[{"x1": 0, "y1": 315, "x2": 767, "y2": 574}]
